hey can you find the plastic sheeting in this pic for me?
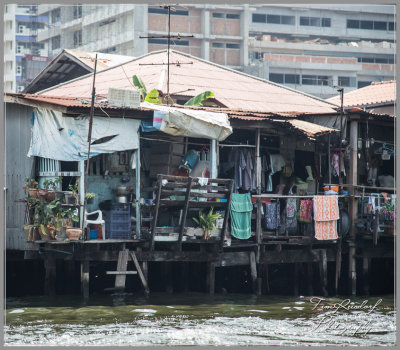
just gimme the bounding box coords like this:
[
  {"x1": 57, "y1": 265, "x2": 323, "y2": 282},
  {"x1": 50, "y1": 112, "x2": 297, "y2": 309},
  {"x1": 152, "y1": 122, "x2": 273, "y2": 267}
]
[
  {"x1": 141, "y1": 102, "x2": 232, "y2": 141},
  {"x1": 28, "y1": 107, "x2": 141, "y2": 161}
]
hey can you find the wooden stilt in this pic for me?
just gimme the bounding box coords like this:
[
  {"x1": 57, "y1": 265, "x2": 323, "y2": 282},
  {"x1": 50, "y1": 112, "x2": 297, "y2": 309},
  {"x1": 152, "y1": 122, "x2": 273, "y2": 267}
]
[
  {"x1": 307, "y1": 263, "x2": 314, "y2": 296},
  {"x1": 250, "y1": 251, "x2": 257, "y2": 293},
  {"x1": 335, "y1": 239, "x2": 342, "y2": 295},
  {"x1": 207, "y1": 262, "x2": 216, "y2": 294},
  {"x1": 129, "y1": 251, "x2": 149, "y2": 294},
  {"x1": 256, "y1": 263, "x2": 263, "y2": 296},
  {"x1": 293, "y1": 263, "x2": 299, "y2": 296},
  {"x1": 319, "y1": 250, "x2": 328, "y2": 296},
  {"x1": 44, "y1": 256, "x2": 56, "y2": 296},
  {"x1": 264, "y1": 264, "x2": 270, "y2": 294},
  {"x1": 164, "y1": 262, "x2": 173, "y2": 293},
  {"x1": 65, "y1": 260, "x2": 75, "y2": 294},
  {"x1": 362, "y1": 257, "x2": 370, "y2": 295},
  {"x1": 182, "y1": 262, "x2": 189, "y2": 292},
  {"x1": 81, "y1": 260, "x2": 90, "y2": 298}
]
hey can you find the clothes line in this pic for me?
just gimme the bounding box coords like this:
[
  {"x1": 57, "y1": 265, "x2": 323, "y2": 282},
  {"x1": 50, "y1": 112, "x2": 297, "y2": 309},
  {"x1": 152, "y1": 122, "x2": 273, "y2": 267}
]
[
  {"x1": 252, "y1": 194, "x2": 349, "y2": 199},
  {"x1": 140, "y1": 136, "x2": 209, "y2": 147},
  {"x1": 219, "y1": 143, "x2": 256, "y2": 148}
]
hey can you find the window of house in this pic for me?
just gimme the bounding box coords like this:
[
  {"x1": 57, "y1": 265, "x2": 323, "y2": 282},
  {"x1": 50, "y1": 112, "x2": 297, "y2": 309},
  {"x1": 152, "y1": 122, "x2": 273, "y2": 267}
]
[
  {"x1": 373, "y1": 21, "x2": 387, "y2": 30},
  {"x1": 321, "y1": 18, "x2": 331, "y2": 27},
  {"x1": 388, "y1": 22, "x2": 394, "y2": 31},
  {"x1": 73, "y1": 30, "x2": 82, "y2": 47},
  {"x1": 338, "y1": 76, "x2": 350, "y2": 87},
  {"x1": 226, "y1": 43, "x2": 240, "y2": 49},
  {"x1": 300, "y1": 17, "x2": 310, "y2": 26},
  {"x1": 226, "y1": 13, "x2": 240, "y2": 19},
  {"x1": 267, "y1": 14, "x2": 280, "y2": 24},
  {"x1": 302, "y1": 75, "x2": 329, "y2": 86},
  {"x1": 252, "y1": 13, "x2": 266, "y2": 23},
  {"x1": 285, "y1": 74, "x2": 300, "y2": 84}
]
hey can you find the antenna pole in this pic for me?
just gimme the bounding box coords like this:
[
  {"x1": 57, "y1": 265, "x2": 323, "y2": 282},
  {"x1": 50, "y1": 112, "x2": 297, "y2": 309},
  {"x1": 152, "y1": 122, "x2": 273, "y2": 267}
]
[
  {"x1": 81, "y1": 53, "x2": 98, "y2": 233},
  {"x1": 167, "y1": 5, "x2": 171, "y2": 105}
]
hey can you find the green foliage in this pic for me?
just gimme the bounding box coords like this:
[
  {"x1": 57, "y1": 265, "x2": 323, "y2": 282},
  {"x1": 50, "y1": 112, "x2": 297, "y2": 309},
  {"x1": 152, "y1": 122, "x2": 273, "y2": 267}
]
[
  {"x1": 85, "y1": 193, "x2": 95, "y2": 199},
  {"x1": 193, "y1": 207, "x2": 221, "y2": 232},
  {"x1": 43, "y1": 177, "x2": 62, "y2": 190},
  {"x1": 145, "y1": 88, "x2": 161, "y2": 104},
  {"x1": 184, "y1": 91, "x2": 214, "y2": 106},
  {"x1": 69, "y1": 183, "x2": 79, "y2": 193},
  {"x1": 132, "y1": 75, "x2": 147, "y2": 99}
]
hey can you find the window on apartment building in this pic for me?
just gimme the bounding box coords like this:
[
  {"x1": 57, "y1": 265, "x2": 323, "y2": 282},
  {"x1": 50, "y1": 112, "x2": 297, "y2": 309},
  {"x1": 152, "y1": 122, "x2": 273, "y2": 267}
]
[
  {"x1": 266, "y1": 14, "x2": 295, "y2": 25},
  {"x1": 269, "y1": 73, "x2": 300, "y2": 84},
  {"x1": 281, "y1": 15, "x2": 295, "y2": 25},
  {"x1": 302, "y1": 75, "x2": 330, "y2": 86},
  {"x1": 148, "y1": 38, "x2": 168, "y2": 45},
  {"x1": 51, "y1": 9, "x2": 61, "y2": 23},
  {"x1": 373, "y1": 21, "x2": 387, "y2": 30},
  {"x1": 101, "y1": 47, "x2": 116, "y2": 53},
  {"x1": 358, "y1": 56, "x2": 394, "y2": 64},
  {"x1": 227, "y1": 14, "x2": 240, "y2": 19},
  {"x1": 73, "y1": 4, "x2": 82, "y2": 19},
  {"x1": 252, "y1": 13, "x2": 266, "y2": 23},
  {"x1": 358, "y1": 81, "x2": 371, "y2": 88},
  {"x1": 73, "y1": 30, "x2": 82, "y2": 47},
  {"x1": 300, "y1": 16, "x2": 330, "y2": 27},
  {"x1": 212, "y1": 42, "x2": 225, "y2": 48},
  {"x1": 212, "y1": 12, "x2": 224, "y2": 18},
  {"x1": 347, "y1": 19, "x2": 359, "y2": 29},
  {"x1": 226, "y1": 43, "x2": 240, "y2": 49},
  {"x1": 52, "y1": 35, "x2": 60, "y2": 49},
  {"x1": 148, "y1": 7, "x2": 188, "y2": 16},
  {"x1": 360, "y1": 20, "x2": 373, "y2": 30},
  {"x1": 388, "y1": 22, "x2": 394, "y2": 31},
  {"x1": 99, "y1": 18, "x2": 116, "y2": 27},
  {"x1": 338, "y1": 76, "x2": 352, "y2": 87}
]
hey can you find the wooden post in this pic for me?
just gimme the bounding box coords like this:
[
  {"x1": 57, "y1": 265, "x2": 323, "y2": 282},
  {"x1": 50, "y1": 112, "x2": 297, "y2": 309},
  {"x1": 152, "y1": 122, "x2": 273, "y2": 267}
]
[
  {"x1": 150, "y1": 175, "x2": 163, "y2": 251},
  {"x1": 362, "y1": 257, "x2": 370, "y2": 295},
  {"x1": 65, "y1": 261, "x2": 75, "y2": 294},
  {"x1": 307, "y1": 263, "x2": 314, "y2": 296},
  {"x1": 348, "y1": 119, "x2": 358, "y2": 295},
  {"x1": 207, "y1": 262, "x2": 216, "y2": 294},
  {"x1": 182, "y1": 262, "x2": 189, "y2": 292},
  {"x1": 250, "y1": 250, "x2": 257, "y2": 293},
  {"x1": 255, "y1": 128, "x2": 262, "y2": 247},
  {"x1": 129, "y1": 251, "x2": 149, "y2": 294},
  {"x1": 135, "y1": 133, "x2": 141, "y2": 238},
  {"x1": 335, "y1": 238, "x2": 342, "y2": 295},
  {"x1": 319, "y1": 249, "x2": 328, "y2": 297},
  {"x1": 178, "y1": 177, "x2": 193, "y2": 251},
  {"x1": 264, "y1": 264, "x2": 270, "y2": 294},
  {"x1": 219, "y1": 180, "x2": 234, "y2": 251},
  {"x1": 163, "y1": 262, "x2": 173, "y2": 293},
  {"x1": 256, "y1": 264, "x2": 263, "y2": 296},
  {"x1": 81, "y1": 260, "x2": 90, "y2": 298},
  {"x1": 293, "y1": 263, "x2": 299, "y2": 296},
  {"x1": 44, "y1": 256, "x2": 56, "y2": 296},
  {"x1": 79, "y1": 160, "x2": 85, "y2": 227},
  {"x1": 114, "y1": 249, "x2": 129, "y2": 290}
]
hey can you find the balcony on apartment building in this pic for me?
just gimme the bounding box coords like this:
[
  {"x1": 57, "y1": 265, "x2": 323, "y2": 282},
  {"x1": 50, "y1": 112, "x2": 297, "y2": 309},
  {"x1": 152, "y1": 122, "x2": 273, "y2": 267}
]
[
  {"x1": 81, "y1": 4, "x2": 135, "y2": 27},
  {"x1": 37, "y1": 24, "x2": 61, "y2": 42},
  {"x1": 37, "y1": 4, "x2": 60, "y2": 16},
  {"x1": 79, "y1": 30, "x2": 135, "y2": 52}
]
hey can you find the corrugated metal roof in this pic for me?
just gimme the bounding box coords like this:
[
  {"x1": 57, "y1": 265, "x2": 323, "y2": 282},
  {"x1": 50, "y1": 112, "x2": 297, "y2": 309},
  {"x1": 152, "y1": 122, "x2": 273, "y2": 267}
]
[
  {"x1": 40, "y1": 50, "x2": 338, "y2": 115},
  {"x1": 64, "y1": 49, "x2": 134, "y2": 70},
  {"x1": 327, "y1": 80, "x2": 396, "y2": 108}
]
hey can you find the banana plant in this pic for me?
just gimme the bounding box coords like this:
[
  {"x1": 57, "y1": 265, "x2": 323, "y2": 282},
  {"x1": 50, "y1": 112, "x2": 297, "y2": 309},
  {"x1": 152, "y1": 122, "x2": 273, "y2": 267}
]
[
  {"x1": 132, "y1": 75, "x2": 214, "y2": 106},
  {"x1": 193, "y1": 207, "x2": 221, "y2": 240}
]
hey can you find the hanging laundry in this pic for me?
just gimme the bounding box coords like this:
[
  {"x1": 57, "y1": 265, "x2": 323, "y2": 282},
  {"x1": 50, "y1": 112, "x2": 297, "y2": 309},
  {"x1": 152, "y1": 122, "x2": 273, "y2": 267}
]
[
  {"x1": 313, "y1": 195, "x2": 339, "y2": 240},
  {"x1": 267, "y1": 154, "x2": 285, "y2": 192},
  {"x1": 331, "y1": 152, "x2": 339, "y2": 177},
  {"x1": 243, "y1": 149, "x2": 254, "y2": 191},
  {"x1": 298, "y1": 199, "x2": 313, "y2": 223},
  {"x1": 264, "y1": 200, "x2": 280, "y2": 230},
  {"x1": 230, "y1": 193, "x2": 253, "y2": 239}
]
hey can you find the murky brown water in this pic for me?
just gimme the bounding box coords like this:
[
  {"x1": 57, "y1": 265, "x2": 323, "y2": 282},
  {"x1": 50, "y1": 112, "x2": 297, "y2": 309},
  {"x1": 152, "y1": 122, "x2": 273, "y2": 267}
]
[{"x1": 5, "y1": 293, "x2": 395, "y2": 346}]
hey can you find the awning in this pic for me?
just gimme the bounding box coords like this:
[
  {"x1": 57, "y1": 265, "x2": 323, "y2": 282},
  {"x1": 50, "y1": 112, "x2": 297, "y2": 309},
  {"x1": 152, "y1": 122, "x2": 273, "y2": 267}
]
[
  {"x1": 28, "y1": 107, "x2": 141, "y2": 161},
  {"x1": 141, "y1": 102, "x2": 232, "y2": 141}
]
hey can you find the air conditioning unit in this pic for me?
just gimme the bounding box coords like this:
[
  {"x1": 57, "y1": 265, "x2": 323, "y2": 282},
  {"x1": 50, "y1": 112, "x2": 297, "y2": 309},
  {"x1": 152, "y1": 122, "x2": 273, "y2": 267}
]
[{"x1": 107, "y1": 87, "x2": 141, "y2": 108}]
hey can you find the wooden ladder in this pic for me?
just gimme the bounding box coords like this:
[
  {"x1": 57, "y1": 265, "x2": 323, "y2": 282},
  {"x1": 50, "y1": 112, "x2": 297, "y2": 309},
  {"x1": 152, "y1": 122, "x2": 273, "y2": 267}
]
[{"x1": 105, "y1": 249, "x2": 149, "y2": 294}]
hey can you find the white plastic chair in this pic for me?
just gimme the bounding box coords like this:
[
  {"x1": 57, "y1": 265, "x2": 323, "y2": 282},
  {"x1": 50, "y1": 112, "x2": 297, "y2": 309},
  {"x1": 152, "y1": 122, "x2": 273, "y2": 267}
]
[{"x1": 84, "y1": 210, "x2": 106, "y2": 240}]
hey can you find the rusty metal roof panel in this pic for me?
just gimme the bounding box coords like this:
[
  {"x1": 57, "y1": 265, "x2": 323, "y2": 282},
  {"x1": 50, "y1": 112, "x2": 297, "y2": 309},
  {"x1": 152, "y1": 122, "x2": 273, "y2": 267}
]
[
  {"x1": 327, "y1": 80, "x2": 396, "y2": 108},
  {"x1": 40, "y1": 50, "x2": 338, "y2": 115}
]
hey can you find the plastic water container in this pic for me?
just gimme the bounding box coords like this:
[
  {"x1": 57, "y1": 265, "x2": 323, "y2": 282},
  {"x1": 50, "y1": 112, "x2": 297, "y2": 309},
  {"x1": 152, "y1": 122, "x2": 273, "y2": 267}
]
[{"x1": 89, "y1": 229, "x2": 98, "y2": 240}]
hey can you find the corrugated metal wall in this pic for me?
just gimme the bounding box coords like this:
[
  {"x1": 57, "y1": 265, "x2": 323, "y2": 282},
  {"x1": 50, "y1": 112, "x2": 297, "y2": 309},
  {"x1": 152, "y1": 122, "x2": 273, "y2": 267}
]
[{"x1": 6, "y1": 103, "x2": 35, "y2": 250}]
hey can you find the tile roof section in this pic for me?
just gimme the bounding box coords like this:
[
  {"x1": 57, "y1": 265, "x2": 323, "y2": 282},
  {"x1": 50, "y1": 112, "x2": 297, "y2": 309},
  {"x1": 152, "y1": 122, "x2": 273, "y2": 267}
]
[
  {"x1": 327, "y1": 80, "x2": 396, "y2": 108},
  {"x1": 40, "y1": 50, "x2": 338, "y2": 115}
]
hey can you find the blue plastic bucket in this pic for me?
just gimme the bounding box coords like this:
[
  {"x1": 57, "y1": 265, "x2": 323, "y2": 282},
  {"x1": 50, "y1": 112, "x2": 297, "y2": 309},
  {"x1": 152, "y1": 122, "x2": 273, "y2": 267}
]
[{"x1": 89, "y1": 229, "x2": 98, "y2": 240}]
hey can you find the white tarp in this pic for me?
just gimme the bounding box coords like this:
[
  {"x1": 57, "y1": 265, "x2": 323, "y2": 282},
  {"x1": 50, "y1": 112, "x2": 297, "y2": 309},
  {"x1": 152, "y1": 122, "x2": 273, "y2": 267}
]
[
  {"x1": 141, "y1": 102, "x2": 232, "y2": 141},
  {"x1": 28, "y1": 107, "x2": 141, "y2": 161}
]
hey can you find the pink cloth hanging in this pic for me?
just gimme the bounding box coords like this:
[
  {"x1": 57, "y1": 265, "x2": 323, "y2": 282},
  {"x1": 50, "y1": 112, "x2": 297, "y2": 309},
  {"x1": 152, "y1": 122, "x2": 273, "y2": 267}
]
[{"x1": 313, "y1": 195, "x2": 339, "y2": 240}]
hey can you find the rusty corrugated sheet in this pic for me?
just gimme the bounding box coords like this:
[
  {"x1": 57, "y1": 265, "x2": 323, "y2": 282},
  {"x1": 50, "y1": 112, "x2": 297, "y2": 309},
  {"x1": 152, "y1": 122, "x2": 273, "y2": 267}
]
[{"x1": 39, "y1": 49, "x2": 338, "y2": 115}]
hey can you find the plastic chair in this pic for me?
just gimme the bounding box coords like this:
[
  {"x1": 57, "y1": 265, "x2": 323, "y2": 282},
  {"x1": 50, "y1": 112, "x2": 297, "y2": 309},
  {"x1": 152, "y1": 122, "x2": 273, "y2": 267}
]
[{"x1": 84, "y1": 210, "x2": 106, "y2": 240}]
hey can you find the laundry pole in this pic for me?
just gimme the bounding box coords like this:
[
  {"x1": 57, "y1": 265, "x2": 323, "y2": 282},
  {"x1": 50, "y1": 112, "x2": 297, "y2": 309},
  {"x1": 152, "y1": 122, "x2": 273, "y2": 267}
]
[
  {"x1": 210, "y1": 139, "x2": 217, "y2": 178},
  {"x1": 135, "y1": 130, "x2": 141, "y2": 238}
]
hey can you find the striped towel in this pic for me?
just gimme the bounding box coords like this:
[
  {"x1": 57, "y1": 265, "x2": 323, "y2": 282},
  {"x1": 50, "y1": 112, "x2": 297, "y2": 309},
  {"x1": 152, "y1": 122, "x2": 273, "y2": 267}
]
[{"x1": 313, "y1": 195, "x2": 339, "y2": 240}]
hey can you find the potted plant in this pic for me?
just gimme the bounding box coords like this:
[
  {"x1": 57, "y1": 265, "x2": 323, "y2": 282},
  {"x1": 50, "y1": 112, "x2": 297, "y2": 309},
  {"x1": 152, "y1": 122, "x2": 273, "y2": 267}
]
[
  {"x1": 85, "y1": 192, "x2": 96, "y2": 204},
  {"x1": 43, "y1": 177, "x2": 62, "y2": 202},
  {"x1": 193, "y1": 207, "x2": 221, "y2": 240},
  {"x1": 380, "y1": 200, "x2": 395, "y2": 234},
  {"x1": 23, "y1": 178, "x2": 39, "y2": 199},
  {"x1": 65, "y1": 183, "x2": 79, "y2": 205},
  {"x1": 47, "y1": 198, "x2": 79, "y2": 240}
]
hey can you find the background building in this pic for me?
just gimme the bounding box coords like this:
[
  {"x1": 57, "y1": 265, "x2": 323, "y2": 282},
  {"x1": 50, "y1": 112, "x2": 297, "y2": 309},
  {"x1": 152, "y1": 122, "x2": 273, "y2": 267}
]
[
  {"x1": 246, "y1": 4, "x2": 395, "y2": 98},
  {"x1": 4, "y1": 4, "x2": 395, "y2": 96},
  {"x1": 4, "y1": 4, "x2": 50, "y2": 92}
]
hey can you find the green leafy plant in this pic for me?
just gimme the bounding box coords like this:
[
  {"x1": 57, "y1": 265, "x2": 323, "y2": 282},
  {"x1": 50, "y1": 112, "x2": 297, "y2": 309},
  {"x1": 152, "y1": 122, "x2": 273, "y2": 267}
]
[
  {"x1": 193, "y1": 207, "x2": 221, "y2": 240},
  {"x1": 184, "y1": 91, "x2": 214, "y2": 106},
  {"x1": 43, "y1": 177, "x2": 62, "y2": 190},
  {"x1": 85, "y1": 193, "x2": 95, "y2": 199},
  {"x1": 23, "y1": 178, "x2": 39, "y2": 195},
  {"x1": 132, "y1": 75, "x2": 161, "y2": 104},
  {"x1": 380, "y1": 201, "x2": 396, "y2": 220}
]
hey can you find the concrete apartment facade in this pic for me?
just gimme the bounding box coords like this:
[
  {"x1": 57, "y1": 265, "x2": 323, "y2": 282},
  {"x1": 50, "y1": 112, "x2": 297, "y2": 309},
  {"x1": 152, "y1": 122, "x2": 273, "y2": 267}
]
[
  {"x1": 246, "y1": 4, "x2": 395, "y2": 98},
  {"x1": 4, "y1": 4, "x2": 50, "y2": 92},
  {"x1": 6, "y1": 4, "x2": 395, "y2": 97}
]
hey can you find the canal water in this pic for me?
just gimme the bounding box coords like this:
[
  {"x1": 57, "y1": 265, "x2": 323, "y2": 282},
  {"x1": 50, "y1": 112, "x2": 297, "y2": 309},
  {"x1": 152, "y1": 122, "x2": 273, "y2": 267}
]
[{"x1": 5, "y1": 293, "x2": 395, "y2": 346}]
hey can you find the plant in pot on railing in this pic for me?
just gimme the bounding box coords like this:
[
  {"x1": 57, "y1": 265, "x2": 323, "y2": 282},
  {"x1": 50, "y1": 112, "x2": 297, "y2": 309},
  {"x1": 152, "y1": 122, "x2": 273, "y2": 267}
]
[
  {"x1": 43, "y1": 177, "x2": 62, "y2": 202},
  {"x1": 47, "y1": 198, "x2": 80, "y2": 240},
  {"x1": 85, "y1": 192, "x2": 96, "y2": 205},
  {"x1": 193, "y1": 207, "x2": 221, "y2": 240},
  {"x1": 380, "y1": 200, "x2": 396, "y2": 234}
]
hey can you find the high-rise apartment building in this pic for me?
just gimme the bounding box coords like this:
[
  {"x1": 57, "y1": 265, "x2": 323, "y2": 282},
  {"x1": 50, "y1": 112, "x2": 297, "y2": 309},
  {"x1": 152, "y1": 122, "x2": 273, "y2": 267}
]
[
  {"x1": 246, "y1": 4, "x2": 395, "y2": 98},
  {"x1": 6, "y1": 4, "x2": 394, "y2": 97},
  {"x1": 4, "y1": 4, "x2": 50, "y2": 92}
]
